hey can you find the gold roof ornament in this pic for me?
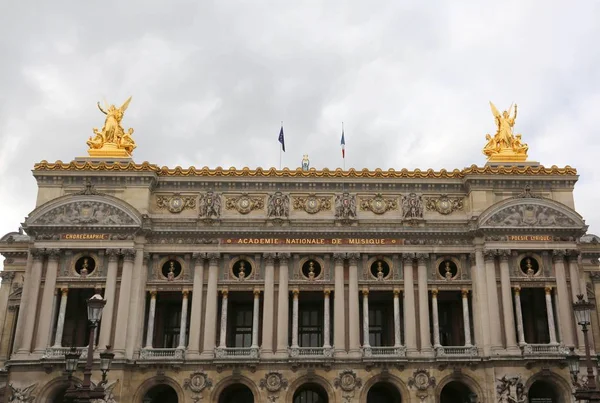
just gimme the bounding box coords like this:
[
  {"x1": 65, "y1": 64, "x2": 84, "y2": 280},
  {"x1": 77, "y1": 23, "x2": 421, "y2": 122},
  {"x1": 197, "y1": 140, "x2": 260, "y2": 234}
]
[
  {"x1": 87, "y1": 96, "x2": 136, "y2": 158},
  {"x1": 483, "y1": 101, "x2": 528, "y2": 162}
]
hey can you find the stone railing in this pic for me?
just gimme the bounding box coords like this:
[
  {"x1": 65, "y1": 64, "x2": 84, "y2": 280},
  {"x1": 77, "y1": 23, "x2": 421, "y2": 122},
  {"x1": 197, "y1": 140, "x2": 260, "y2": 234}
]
[
  {"x1": 215, "y1": 347, "x2": 259, "y2": 359},
  {"x1": 43, "y1": 346, "x2": 88, "y2": 359},
  {"x1": 139, "y1": 348, "x2": 185, "y2": 360},
  {"x1": 435, "y1": 345, "x2": 478, "y2": 357},
  {"x1": 522, "y1": 343, "x2": 568, "y2": 356},
  {"x1": 363, "y1": 346, "x2": 407, "y2": 358},
  {"x1": 289, "y1": 346, "x2": 334, "y2": 358}
]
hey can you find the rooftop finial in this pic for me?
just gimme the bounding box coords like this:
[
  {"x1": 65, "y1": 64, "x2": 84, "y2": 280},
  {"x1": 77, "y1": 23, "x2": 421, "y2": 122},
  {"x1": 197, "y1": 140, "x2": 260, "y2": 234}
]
[{"x1": 483, "y1": 101, "x2": 528, "y2": 162}]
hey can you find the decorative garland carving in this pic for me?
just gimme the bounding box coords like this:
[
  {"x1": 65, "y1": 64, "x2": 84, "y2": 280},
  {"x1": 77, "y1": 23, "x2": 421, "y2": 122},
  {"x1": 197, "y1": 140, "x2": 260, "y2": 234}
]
[
  {"x1": 259, "y1": 372, "x2": 288, "y2": 393},
  {"x1": 156, "y1": 193, "x2": 196, "y2": 213},
  {"x1": 360, "y1": 194, "x2": 397, "y2": 215},
  {"x1": 293, "y1": 195, "x2": 331, "y2": 214},
  {"x1": 184, "y1": 371, "x2": 213, "y2": 394},
  {"x1": 225, "y1": 194, "x2": 264, "y2": 214},
  {"x1": 425, "y1": 194, "x2": 464, "y2": 215},
  {"x1": 408, "y1": 369, "x2": 435, "y2": 400},
  {"x1": 334, "y1": 370, "x2": 362, "y2": 402}
]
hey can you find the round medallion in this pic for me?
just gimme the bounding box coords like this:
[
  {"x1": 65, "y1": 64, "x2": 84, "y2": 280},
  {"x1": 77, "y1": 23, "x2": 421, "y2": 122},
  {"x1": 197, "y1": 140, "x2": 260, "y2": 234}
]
[
  {"x1": 414, "y1": 373, "x2": 429, "y2": 389},
  {"x1": 265, "y1": 373, "x2": 282, "y2": 392},
  {"x1": 187, "y1": 372, "x2": 211, "y2": 393},
  {"x1": 168, "y1": 196, "x2": 184, "y2": 213},
  {"x1": 435, "y1": 198, "x2": 452, "y2": 215},
  {"x1": 340, "y1": 373, "x2": 356, "y2": 391},
  {"x1": 370, "y1": 196, "x2": 387, "y2": 214},
  {"x1": 304, "y1": 196, "x2": 321, "y2": 214},
  {"x1": 236, "y1": 196, "x2": 253, "y2": 214}
]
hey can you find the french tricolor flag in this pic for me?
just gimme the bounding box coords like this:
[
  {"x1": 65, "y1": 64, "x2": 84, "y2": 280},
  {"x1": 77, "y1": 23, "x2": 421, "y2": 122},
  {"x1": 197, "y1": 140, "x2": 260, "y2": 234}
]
[{"x1": 340, "y1": 129, "x2": 345, "y2": 158}]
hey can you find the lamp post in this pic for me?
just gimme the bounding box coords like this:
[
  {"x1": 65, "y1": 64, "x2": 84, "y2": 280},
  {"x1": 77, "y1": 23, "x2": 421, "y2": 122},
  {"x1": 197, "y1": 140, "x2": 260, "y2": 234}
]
[
  {"x1": 64, "y1": 294, "x2": 114, "y2": 403},
  {"x1": 570, "y1": 294, "x2": 600, "y2": 402}
]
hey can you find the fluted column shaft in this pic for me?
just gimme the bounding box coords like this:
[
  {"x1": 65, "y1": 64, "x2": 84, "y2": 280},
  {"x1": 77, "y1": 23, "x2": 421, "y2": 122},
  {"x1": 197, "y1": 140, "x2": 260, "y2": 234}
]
[
  {"x1": 514, "y1": 287, "x2": 526, "y2": 345},
  {"x1": 499, "y1": 252, "x2": 517, "y2": 350},
  {"x1": 201, "y1": 255, "x2": 219, "y2": 357},
  {"x1": 187, "y1": 256, "x2": 205, "y2": 356},
  {"x1": 484, "y1": 251, "x2": 502, "y2": 349},
  {"x1": 348, "y1": 256, "x2": 360, "y2": 355},
  {"x1": 333, "y1": 255, "x2": 346, "y2": 354},
  {"x1": 17, "y1": 252, "x2": 44, "y2": 354},
  {"x1": 98, "y1": 251, "x2": 119, "y2": 349},
  {"x1": 393, "y1": 289, "x2": 402, "y2": 347},
  {"x1": 261, "y1": 255, "x2": 275, "y2": 354},
  {"x1": 12, "y1": 254, "x2": 33, "y2": 354},
  {"x1": 362, "y1": 290, "x2": 370, "y2": 348},
  {"x1": 473, "y1": 250, "x2": 491, "y2": 354},
  {"x1": 403, "y1": 257, "x2": 417, "y2": 352},
  {"x1": 113, "y1": 250, "x2": 135, "y2": 354},
  {"x1": 53, "y1": 288, "x2": 69, "y2": 347},
  {"x1": 34, "y1": 250, "x2": 60, "y2": 353},
  {"x1": 417, "y1": 256, "x2": 431, "y2": 352},
  {"x1": 125, "y1": 249, "x2": 146, "y2": 358},
  {"x1": 251, "y1": 290, "x2": 260, "y2": 348},
  {"x1": 178, "y1": 291, "x2": 189, "y2": 348},
  {"x1": 545, "y1": 287, "x2": 558, "y2": 344},
  {"x1": 276, "y1": 256, "x2": 290, "y2": 355},
  {"x1": 218, "y1": 290, "x2": 229, "y2": 348},
  {"x1": 145, "y1": 291, "x2": 157, "y2": 348},
  {"x1": 323, "y1": 289, "x2": 331, "y2": 348},
  {"x1": 553, "y1": 252, "x2": 574, "y2": 346},
  {"x1": 568, "y1": 253, "x2": 585, "y2": 349},
  {"x1": 431, "y1": 290, "x2": 440, "y2": 347},
  {"x1": 461, "y1": 290, "x2": 472, "y2": 346},
  {"x1": 291, "y1": 290, "x2": 299, "y2": 348}
]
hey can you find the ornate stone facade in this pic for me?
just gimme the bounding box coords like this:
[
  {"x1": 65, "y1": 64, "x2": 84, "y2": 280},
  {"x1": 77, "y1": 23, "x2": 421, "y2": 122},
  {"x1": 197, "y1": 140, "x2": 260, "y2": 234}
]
[{"x1": 0, "y1": 157, "x2": 599, "y2": 403}]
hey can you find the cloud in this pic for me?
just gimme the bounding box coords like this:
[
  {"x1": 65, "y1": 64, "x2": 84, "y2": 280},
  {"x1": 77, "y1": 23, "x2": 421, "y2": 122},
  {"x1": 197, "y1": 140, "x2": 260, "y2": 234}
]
[{"x1": 1, "y1": 1, "x2": 599, "y2": 270}]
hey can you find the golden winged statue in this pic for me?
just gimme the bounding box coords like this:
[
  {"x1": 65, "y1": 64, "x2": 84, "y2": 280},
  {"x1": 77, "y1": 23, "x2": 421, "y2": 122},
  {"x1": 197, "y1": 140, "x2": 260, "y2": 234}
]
[
  {"x1": 483, "y1": 101, "x2": 528, "y2": 162},
  {"x1": 87, "y1": 96, "x2": 136, "y2": 157}
]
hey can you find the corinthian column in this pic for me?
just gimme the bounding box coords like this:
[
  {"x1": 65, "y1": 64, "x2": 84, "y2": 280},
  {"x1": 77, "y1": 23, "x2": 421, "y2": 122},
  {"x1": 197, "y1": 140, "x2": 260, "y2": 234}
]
[
  {"x1": 568, "y1": 251, "x2": 585, "y2": 350},
  {"x1": 553, "y1": 250, "x2": 575, "y2": 347},
  {"x1": 362, "y1": 289, "x2": 370, "y2": 348},
  {"x1": 514, "y1": 287, "x2": 526, "y2": 345},
  {"x1": 113, "y1": 249, "x2": 136, "y2": 355},
  {"x1": 461, "y1": 290, "x2": 472, "y2": 346},
  {"x1": 473, "y1": 249, "x2": 491, "y2": 355},
  {"x1": 34, "y1": 249, "x2": 60, "y2": 353},
  {"x1": 291, "y1": 289, "x2": 299, "y2": 349},
  {"x1": 53, "y1": 288, "x2": 69, "y2": 348},
  {"x1": 251, "y1": 289, "x2": 260, "y2": 349},
  {"x1": 431, "y1": 289, "x2": 441, "y2": 348},
  {"x1": 145, "y1": 291, "x2": 157, "y2": 348},
  {"x1": 348, "y1": 253, "x2": 361, "y2": 357},
  {"x1": 276, "y1": 254, "x2": 290, "y2": 357},
  {"x1": 201, "y1": 254, "x2": 220, "y2": 358},
  {"x1": 403, "y1": 255, "x2": 417, "y2": 353},
  {"x1": 545, "y1": 287, "x2": 558, "y2": 344},
  {"x1": 484, "y1": 250, "x2": 502, "y2": 350},
  {"x1": 393, "y1": 289, "x2": 402, "y2": 347},
  {"x1": 178, "y1": 290, "x2": 189, "y2": 349},
  {"x1": 218, "y1": 290, "x2": 229, "y2": 348},
  {"x1": 499, "y1": 250, "x2": 518, "y2": 353},
  {"x1": 417, "y1": 254, "x2": 432, "y2": 353},
  {"x1": 261, "y1": 253, "x2": 275, "y2": 356},
  {"x1": 98, "y1": 249, "x2": 119, "y2": 349},
  {"x1": 16, "y1": 250, "x2": 44, "y2": 355},
  {"x1": 187, "y1": 254, "x2": 205, "y2": 358},
  {"x1": 333, "y1": 253, "x2": 346, "y2": 356}
]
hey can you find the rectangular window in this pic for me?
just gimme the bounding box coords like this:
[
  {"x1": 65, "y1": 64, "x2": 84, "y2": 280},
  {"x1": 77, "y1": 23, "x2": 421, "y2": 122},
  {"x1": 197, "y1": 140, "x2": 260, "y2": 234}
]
[
  {"x1": 232, "y1": 307, "x2": 253, "y2": 347},
  {"x1": 368, "y1": 303, "x2": 393, "y2": 346},
  {"x1": 299, "y1": 303, "x2": 323, "y2": 347},
  {"x1": 161, "y1": 302, "x2": 182, "y2": 348}
]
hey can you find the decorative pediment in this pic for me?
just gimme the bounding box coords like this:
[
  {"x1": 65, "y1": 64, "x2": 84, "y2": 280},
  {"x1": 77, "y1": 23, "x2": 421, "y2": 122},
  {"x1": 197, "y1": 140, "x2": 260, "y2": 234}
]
[
  {"x1": 25, "y1": 194, "x2": 142, "y2": 228},
  {"x1": 478, "y1": 197, "x2": 585, "y2": 230}
]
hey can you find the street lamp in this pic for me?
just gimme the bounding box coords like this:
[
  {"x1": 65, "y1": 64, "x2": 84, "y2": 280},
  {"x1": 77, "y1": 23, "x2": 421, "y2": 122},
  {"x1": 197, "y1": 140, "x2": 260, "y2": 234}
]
[
  {"x1": 64, "y1": 294, "x2": 112, "y2": 403},
  {"x1": 571, "y1": 294, "x2": 600, "y2": 402}
]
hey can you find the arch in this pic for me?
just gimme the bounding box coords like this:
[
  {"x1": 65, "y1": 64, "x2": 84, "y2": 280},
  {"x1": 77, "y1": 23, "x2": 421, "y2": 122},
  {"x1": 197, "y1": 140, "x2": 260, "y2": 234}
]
[
  {"x1": 286, "y1": 375, "x2": 336, "y2": 403},
  {"x1": 525, "y1": 371, "x2": 571, "y2": 403},
  {"x1": 132, "y1": 376, "x2": 185, "y2": 403},
  {"x1": 436, "y1": 373, "x2": 484, "y2": 403},
  {"x1": 359, "y1": 373, "x2": 410, "y2": 403},
  {"x1": 218, "y1": 383, "x2": 254, "y2": 403},
  {"x1": 35, "y1": 376, "x2": 78, "y2": 403},
  {"x1": 477, "y1": 196, "x2": 585, "y2": 230},
  {"x1": 24, "y1": 192, "x2": 143, "y2": 229},
  {"x1": 211, "y1": 375, "x2": 261, "y2": 403},
  {"x1": 142, "y1": 384, "x2": 179, "y2": 403},
  {"x1": 293, "y1": 383, "x2": 329, "y2": 403}
]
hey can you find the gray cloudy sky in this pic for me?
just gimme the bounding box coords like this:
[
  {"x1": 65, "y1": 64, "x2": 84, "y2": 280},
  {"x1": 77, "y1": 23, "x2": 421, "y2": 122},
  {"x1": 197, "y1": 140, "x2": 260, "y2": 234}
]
[{"x1": 1, "y1": 1, "x2": 599, "y2": 258}]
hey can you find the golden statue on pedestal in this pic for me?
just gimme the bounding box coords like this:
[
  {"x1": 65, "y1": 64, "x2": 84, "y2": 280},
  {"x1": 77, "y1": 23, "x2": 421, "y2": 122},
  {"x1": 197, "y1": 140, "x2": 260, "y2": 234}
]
[
  {"x1": 87, "y1": 96, "x2": 136, "y2": 158},
  {"x1": 483, "y1": 101, "x2": 528, "y2": 162}
]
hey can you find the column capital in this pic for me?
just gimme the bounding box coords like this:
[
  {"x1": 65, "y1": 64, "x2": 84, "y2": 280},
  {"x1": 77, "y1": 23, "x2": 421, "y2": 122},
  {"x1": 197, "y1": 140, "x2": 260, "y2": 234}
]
[
  {"x1": 106, "y1": 249, "x2": 120, "y2": 262},
  {"x1": 263, "y1": 253, "x2": 276, "y2": 264},
  {"x1": 362, "y1": 288, "x2": 369, "y2": 296},
  {"x1": 461, "y1": 289, "x2": 469, "y2": 297},
  {"x1": 348, "y1": 253, "x2": 360, "y2": 264},
  {"x1": 0, "y1": 271, "x2": 15, "y2": 281},
  {"x1": 324, "y1": 289, "x2": 331, "y2": 296},
  {"x1": 292, "y1": 289, "x2": 300, "y2": 297},
  {"x1": 332, "y1": 253, "x2": 346, "y2": 264},
  {"x1": 567, "y1": 249, "x2": 581, "y2": 259},
  {"x1": 544, "y1": 286, "x2": 553, "y2": 294},
  {"x1": 150, "y1": 290, "x2": 157, "y2": 298},
  {"x1": 483, "y1": 250, "x2": 497, "y2": 262},
  {"x1": 416, "y1": 253, "x2": 429, "y2": 264},
  {"x1": 46, "y1": 249, "x2": 61, "y2": 260},
  {"x1": 208, "y1": 253, "x2": 220, "y2": 264},
  {"x1": 192, "y1": 252, "x2": 205, "y2": 264},
  {"x1": 61, "y1": 288, "x2": 69, "y2": 297},
  {"x1": 431, "y1": 289, "x2": 438, "y2": 297},
  {"x1": 393, "y1": 288, "x2": 400, "y2": 297},
  {"x1": 182, "y1": 290, "x2": 189, "y2": 297},
  {"x1": 221, "y1": 289, "x2": 229, "y2": 297},
  {"x1": 513, "y1": 286, "x2": 521, "y2": 295},
  {"x1": 402, "y1": 253, "x2": 414, "y2": 264},
  {"x1": 253, "y1": 288, "x2": 261, "y2": 297},
  {"x1": 278, "y1": 253, "x2": 291, "y2": 264},
  {"x1": 498, "y1": 250, "x2": 511, "y2": 261},
  {"x1": 121, "y1": 249, "x2": 136, "y2": 262},
  {"x1": 30, "y1": 248, "x2": 44, "y2": 261},
  {"x1": 552, "y1": 250, "x2": 566, "y2": 262}
]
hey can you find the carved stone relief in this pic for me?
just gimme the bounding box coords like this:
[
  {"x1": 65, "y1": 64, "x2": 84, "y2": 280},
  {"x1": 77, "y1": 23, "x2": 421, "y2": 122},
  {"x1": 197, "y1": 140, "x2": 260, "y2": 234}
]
[
  {"x1": 484, "y1": 204, "x2": 577, "y2": 227},
  {"x1": 225, "y1": 194, "x2": 264, "y2": 214},
  {"x1": 360, "y1": 194, "x2": 397, "y2": 214},
  {"x1": 334, "y1": 370, "x2": 362, "y2": 403},
  {"x1": 199, "y1": 191, "x2": 222, "y2": 219},
  {"x1": 156, "y1": 193, "x2": 196, "y2": 213},
  {"x1": 425, "y1": 194, "x2": 464, "y2": 215},
  {"x1": 496, "y1": 375, "x2": 526, "y2": 403},
  {"x1": 334, "y1": 192, "x2": 357, "y2": 219},
  {"x1": 8, "y1": 383, "x2": 37, "y2": 403},
  {"x1": 260, "y1": 371, "x2": 288, "y2": 401},
  {"x1": 91, "y1": 380, "x2": 118, "y2": 403},
  {"x1": 33, "y1": 202, "x2": 136, "y2": 226},
  {"x1": 293, "y1": 195, "x2": 331, "y2": 214},
  {"x1": 267, "y1": 192, "x2": 290, "y2": 218},
  {"x1": 401, "y1": 193, "x2": 424, "y2": 219},
  {"x1": 408, "y1": 369, "x2": 435, "y2": 401},
  {"x1": 184, "y1": 371, "x2": 213, "y2": 400}
]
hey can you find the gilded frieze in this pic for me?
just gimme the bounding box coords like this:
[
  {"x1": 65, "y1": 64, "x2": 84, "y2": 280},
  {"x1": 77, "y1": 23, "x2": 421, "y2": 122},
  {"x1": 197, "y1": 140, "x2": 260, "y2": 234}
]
[
  {"x1": 293, "y1": 194, "x2": 331, "y2": 214},
  {"x1": 360, "y1": 193, "x2": 397, "y2": 215},
  {"x1": 225, "y1": 194, "x2": 264, "y2": 214},
  {"x1": 425, "y1": 194, "x2": 464, "y2": 215},
  {"x1": 156, "y1": 193, "x2": 197, "y2": 213}
]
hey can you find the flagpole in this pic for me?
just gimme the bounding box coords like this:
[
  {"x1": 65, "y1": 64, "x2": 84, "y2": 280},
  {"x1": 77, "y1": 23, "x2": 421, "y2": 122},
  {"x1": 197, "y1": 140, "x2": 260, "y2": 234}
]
[
  {"x1": 342, "y1": 122, "x2": 345, "y2": 171},
  {"x1": 279, "y1": 121, "x2": 283, "y2": 170}
]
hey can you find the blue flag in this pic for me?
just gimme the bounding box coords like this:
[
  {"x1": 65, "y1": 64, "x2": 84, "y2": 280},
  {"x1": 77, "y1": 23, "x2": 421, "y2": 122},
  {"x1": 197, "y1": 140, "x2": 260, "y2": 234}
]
[{"x1": 278, "y1": 126, "x2": 285, "y2": 152}]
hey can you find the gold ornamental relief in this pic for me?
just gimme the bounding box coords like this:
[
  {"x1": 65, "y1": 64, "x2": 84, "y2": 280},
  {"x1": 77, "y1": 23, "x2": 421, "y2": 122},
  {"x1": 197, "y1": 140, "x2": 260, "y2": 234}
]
[
  {"x1": 87, "y1": 97, "x2": 136, "y2": 158},
  {"x1": 293, "y1": 195, "x2": 332, "y2": 214},
  {"x1": 225, "y1": 194, "x2": 264, "y2": 214},
  {"x1": 360, "y1": 194, "x2": 398, "y2": 214},
  {"x1": 483, "y1": 102, "x2": 528, "y2": 162}
]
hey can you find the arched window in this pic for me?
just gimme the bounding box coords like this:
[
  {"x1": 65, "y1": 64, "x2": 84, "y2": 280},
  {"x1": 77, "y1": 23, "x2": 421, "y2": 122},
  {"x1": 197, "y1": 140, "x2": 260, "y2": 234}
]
[
  {"x1": 142, "y1": 384, "x2": 178, "y2": 403},
  {"x1": 440, "y1": 381, "x2": 476, "y2": 403},
  {"x1": 528, "y1": 380, "x2": 559, "y2": 403},
  {"x1": 218, "y1": 383, "x2": 254, "y2": 403},
  {"x1": 367, "y1": 382, "x2": 402, "y2": 403},
  {"x1": 293, "y1": 383, "x2": 328, "y2": 403}
]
